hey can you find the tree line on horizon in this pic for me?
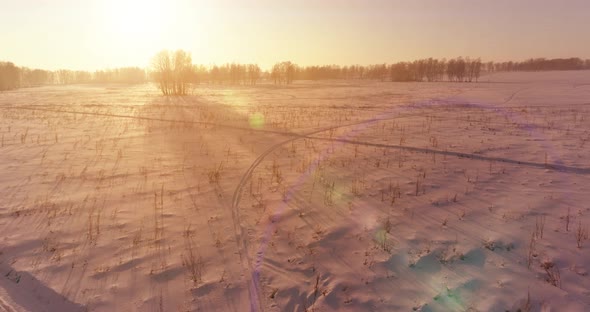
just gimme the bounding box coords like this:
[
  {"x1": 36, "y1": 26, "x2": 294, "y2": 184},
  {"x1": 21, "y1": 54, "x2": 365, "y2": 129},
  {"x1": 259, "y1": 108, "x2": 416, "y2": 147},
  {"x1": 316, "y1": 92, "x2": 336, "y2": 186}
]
[
  {"x1": 2, "y1": 55, "x2": 590, "y2": 93},
  {"x1": 143, "y1": 53, "x2": 590, "y2": 95},
  {"x1": 0, "y1": 63, "x2": 147, "y2": 91}
]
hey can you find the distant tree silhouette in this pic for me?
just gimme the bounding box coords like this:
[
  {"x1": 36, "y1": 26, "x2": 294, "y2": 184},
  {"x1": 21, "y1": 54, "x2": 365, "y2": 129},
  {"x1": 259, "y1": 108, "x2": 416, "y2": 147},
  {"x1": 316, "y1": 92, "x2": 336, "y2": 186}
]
[
  {"x1": 151, "y1": 50, "x2": 193, "y2": 95},
  {"x1": 465, "y1": 58, "x2": 482, "y2": 82},
  {"x1": 0, "y1": 62, "x2": 20, "y2": 91},
  {"x1": 18, "y1": 68, "x2": 52, "y2": 87},
  {"x1": 210, "y1": 63, "x2": 261, "y2": 85},
  {"x1": 56, "y1": 70, "x2": 74, "y2": 85},
  {"x1": 389, "y1": 62, "x2": 411, "y2": 81},
  {"x1": 94, "y1": 67, "x2": 146, "y2": 84},
  {"x1": 186, "y1": 65, "x2": 208, "y2": 85},
  {"x1": 446, "y1": 58, "x2": 467, "y2": 82},
  {"x1": 247, "y1": 64, "x2": 261, "y2": 85},
  {"x1": 490, "y1": 58, "x2": 590, "y2": 72},
  {"x1": 74, "y1": 71, "x2": 92, "y2": 84},
  {"x1": 3, "y1": 55, "x2": 590, "y2": 92},
  {"x1": 271, "y1": 61, "x2": 296, "y2": 84}
]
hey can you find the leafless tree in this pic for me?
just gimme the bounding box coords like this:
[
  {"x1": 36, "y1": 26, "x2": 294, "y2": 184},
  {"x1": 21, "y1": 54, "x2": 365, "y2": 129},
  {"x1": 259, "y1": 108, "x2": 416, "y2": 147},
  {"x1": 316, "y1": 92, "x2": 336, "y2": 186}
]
[
  {"x1": 152, "y1": 50, "x2": 172, "y2": 94},
  {"x1": 56, "y1": 69, "x2": 74, "y2": 85},
  {"x1": 271, "y1": 61, "x2": 296, "y2": 85},
  {"x1": 151, "y1": 50, "x2": 193, "y2": 95},
  {"x1": 247, "y1": 64, "x2": 261, "y2": 85},
  {"x1": 0, "y1": 62, "x2": 20, "y2": 91},
  {"x1": 94, "y1": 67, "x2": 146, "y2": 84}
]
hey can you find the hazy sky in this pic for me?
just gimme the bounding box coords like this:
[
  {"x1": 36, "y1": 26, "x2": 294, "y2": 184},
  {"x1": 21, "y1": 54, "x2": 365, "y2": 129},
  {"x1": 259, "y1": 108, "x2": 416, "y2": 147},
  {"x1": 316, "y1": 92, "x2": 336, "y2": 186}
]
[{"x1": 1, "y1": 0, "x2": 589, "y2": 70}]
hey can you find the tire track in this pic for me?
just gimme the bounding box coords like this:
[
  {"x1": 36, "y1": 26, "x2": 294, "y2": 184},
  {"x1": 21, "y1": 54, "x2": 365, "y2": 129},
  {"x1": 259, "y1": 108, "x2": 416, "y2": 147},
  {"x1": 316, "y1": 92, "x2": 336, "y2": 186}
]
[
  {"x1": 0, "y1": 103, "x2": 434, "y2": 144},
  {"x1": 503, "y1": 86, "x2": 530, "y2": 104},
  {"x1": 8, "y1": 92, "x2": 579, "y2": 310},
  {"x1": 229, "y1": 110, "x2": 435, "y2": 311},
  {"x1": 228, "y1": 95, "x2": 590, "y2": 311}
]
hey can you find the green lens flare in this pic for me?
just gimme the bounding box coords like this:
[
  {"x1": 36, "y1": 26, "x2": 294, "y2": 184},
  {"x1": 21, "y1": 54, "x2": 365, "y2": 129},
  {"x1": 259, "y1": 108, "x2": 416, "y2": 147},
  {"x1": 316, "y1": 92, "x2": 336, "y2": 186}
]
[{"x1": 249, "y1": 112, "x2": 265, "y2": 129}]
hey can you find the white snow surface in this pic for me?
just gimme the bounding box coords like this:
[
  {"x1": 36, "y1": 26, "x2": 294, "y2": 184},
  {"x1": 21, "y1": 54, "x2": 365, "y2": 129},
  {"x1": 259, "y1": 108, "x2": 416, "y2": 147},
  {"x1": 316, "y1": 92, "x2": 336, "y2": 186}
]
[{"x1": 0, "y1": 71, "x2": 590, "y2": 311}]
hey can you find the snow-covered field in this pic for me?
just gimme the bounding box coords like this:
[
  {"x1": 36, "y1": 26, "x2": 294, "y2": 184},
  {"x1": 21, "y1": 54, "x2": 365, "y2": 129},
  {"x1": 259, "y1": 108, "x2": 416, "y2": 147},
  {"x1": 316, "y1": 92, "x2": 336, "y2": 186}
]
[{"x1": 1, "y1": 71, "x2": 589, "y2": 311}]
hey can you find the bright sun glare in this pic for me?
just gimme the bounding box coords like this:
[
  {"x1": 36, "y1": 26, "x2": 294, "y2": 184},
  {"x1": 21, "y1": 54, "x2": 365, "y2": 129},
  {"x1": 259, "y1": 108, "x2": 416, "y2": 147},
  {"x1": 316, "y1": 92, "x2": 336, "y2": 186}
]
[{"x1": 103, "y1": 0, "x2": 166, "y2": 42}]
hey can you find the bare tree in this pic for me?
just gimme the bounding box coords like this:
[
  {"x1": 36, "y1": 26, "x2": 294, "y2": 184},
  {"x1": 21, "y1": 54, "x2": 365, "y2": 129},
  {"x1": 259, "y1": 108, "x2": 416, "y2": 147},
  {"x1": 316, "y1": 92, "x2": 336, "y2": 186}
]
[
  {"x1": 472, "y1": 58, "x2": 482, "y2": 82},
  {"x1": 94, "y1": 67, "x2": 146, "y2": 84},
  {"x1": 247, "y1": 64, "x2": 261, "y2": 85},
  {"x1": 0, "y1": 62, "x2": 20, "y2": 91},
  {"x1": 172, "y1": 50, "x2": 192, "y2": 95},
  {"x1": 271, "y1": 63, "x2": 281, "y2": 84},
  {"x1": 151, "y1": 51, "x2": 172, "y2": 94},
  {"x1": 151, "y1": 50, "x2": 193, "y2": 95},
  {"x1": 56, "y1": 69, "x2": 74, "y2": 85},
  {"x1": 271, "y1": 61, "x2": 296, "y2": 85}
]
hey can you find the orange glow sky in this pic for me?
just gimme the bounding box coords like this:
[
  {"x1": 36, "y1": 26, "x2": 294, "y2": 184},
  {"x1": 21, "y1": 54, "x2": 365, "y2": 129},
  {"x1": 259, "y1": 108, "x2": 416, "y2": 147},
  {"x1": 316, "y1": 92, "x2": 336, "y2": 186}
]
[{"x1": 1, "y1": 0, "x2": 589, "y2": 70}]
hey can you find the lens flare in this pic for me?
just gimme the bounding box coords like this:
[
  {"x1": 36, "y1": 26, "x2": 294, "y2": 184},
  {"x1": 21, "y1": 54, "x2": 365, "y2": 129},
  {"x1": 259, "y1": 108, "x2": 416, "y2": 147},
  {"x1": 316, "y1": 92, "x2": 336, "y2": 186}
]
[{"x1": 249, "y1": 112, "x2": 265, "y2": 129}]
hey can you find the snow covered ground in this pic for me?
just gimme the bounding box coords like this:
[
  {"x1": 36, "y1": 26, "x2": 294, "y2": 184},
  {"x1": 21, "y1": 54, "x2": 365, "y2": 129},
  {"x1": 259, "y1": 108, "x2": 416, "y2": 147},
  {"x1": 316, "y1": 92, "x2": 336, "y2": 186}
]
[{"x1": 1, "y1": 71, "x2": 589, "y2": 311}]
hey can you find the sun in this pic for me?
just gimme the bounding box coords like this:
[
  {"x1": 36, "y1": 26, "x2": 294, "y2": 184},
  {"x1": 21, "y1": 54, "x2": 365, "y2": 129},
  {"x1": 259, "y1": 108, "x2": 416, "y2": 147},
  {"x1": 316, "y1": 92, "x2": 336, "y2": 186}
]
[
  {"x1": 115, "y1": 0, "x2": 162, "y2": 35},
  {"x1": 94, "y1": 0, "x2": 173, "y2": 55},
  {"x1": 101, "y1": 0, "x2": 168, "y2": 41}
]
